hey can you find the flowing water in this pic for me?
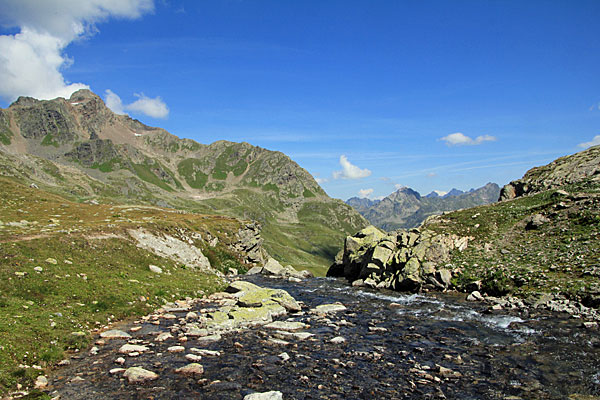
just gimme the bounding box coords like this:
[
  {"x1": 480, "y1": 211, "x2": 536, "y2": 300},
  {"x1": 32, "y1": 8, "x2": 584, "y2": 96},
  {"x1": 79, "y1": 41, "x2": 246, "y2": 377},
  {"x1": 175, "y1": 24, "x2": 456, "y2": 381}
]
[{"x1": 51, "y1": 276, "x2": 600, "y2": 399}]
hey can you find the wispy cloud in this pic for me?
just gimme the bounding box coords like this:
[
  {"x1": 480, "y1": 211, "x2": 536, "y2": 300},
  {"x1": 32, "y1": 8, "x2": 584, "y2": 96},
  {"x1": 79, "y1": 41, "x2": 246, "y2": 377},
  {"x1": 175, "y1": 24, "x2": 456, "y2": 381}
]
[
  {"x1": 333, "y1": 155, "x2": 372, "y2": 180},
  {"x1": 578, "y1": 135, "x2": 600, "y2": 149},
  {"x1": 440, "y1": 132, "x2": 497, "y2": 146},
  {"x1": 105, "y1": 90, "x2": 169, "y2": 119},
  {"x1": 0, "y1": 0, "x2": 154, "y2": 102},
  {"x1": 358, "y1": 188, "x2": 373, "y2": 198}
]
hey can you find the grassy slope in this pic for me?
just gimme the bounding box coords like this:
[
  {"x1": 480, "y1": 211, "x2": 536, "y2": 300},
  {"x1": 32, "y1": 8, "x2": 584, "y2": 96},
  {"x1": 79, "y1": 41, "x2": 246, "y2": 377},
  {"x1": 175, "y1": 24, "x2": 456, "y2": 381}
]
[
  {"x1": 423, "y1": 179, "x2": 600, "y2": 300},
  {"x1": 0, "y1": 177, "x2": 253, "y2": 393}
]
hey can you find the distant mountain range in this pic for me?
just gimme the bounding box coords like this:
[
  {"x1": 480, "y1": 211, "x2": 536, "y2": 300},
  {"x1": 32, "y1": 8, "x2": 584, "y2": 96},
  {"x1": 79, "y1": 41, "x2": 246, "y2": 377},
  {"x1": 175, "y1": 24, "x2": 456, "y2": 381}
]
[{"x1": 347, "y1": 183, "x2": 501, "y2": 230}]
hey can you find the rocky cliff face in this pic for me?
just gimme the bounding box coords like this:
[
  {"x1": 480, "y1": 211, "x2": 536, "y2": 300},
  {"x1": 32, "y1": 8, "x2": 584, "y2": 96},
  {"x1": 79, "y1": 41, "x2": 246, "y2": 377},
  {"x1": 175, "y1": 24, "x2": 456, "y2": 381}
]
[
  {"x1": 348, "y1": 183, "x2": 500, "y2": 231},
  {"x1": 0, "y1": 90, "x2": 367, "y2": 271},
  {"x1": 500, "y1": 145, "x2": 600, "y2": 201}
]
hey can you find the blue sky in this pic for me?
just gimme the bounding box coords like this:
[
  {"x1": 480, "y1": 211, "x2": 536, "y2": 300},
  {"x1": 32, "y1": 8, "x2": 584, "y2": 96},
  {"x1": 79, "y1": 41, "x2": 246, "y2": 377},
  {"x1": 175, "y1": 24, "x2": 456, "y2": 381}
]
[{"x1": 1, "y1": 1, "x2": 599, "y2": 200}]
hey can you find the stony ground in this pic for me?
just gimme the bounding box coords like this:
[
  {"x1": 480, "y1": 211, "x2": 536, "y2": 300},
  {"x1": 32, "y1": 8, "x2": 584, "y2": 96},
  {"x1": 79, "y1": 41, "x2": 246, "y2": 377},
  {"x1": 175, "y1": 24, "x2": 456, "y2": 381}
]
[{"x1": 16, "y1": 276, "x2": 600, "y2": 400}]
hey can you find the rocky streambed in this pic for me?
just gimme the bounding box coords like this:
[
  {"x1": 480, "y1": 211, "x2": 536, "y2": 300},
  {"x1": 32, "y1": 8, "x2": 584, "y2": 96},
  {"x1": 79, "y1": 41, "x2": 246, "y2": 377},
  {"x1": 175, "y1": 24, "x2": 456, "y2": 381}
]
[{"x1": 40, "y1": 276, "x2": 600, "y2": 399}]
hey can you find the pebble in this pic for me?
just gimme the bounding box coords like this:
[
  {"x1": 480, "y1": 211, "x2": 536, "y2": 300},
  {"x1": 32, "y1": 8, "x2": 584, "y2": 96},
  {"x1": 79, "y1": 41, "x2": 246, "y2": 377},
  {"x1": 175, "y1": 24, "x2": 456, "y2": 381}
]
[
  {"x1": 330, "y1": 336, "x2": 346, "y2": 344},
  {"x1": 123, "y1": 367, "x2": 158, "y2": 384},
  {"x1": 109, "y1": 368, "x2": 125, "y2": 375},
  {"x1": 167, "y1": 345, "x2": 186, "y2": 353},
  {"x1": 175, "y1": 363, "x2": 204, "y2": 377},
  {"x1": 267, "y1": 338, "x2": 291, "y2": 346},
  {"x1": 244, "y1": 391, "x2": 283, "y2": 400},
  {"x1": 190, "y1": 348, "x2": 221, "y2": 357},
  {"x1": 149, "y1": 265, "x2": 163, "y2": 274},
  {"x1": 100, "y1": 330, "x2": 131, "y2": 339},
  {"x1": 34, "y1": 375, "x2": 48, "y2": 389},
  {"x1": 185, "y1": 354, "x2": 202, "y2": 362},
  {"x1": 156, "y1": 332, "x2": 173, "y2": 342},
  {"x1": 278, "y1": 352, "x2": 290, "y2": 362},
  {"x1": 115, "y1": 357, "x2": 126, "y2": 365},
  {"x1": 118, "y1": 344, "x2": 148, "y2": 354},
  {"x1": 311, "y1": 303, "x2": 347, "y2": 313},
  {"x1": 467, "y1": 291, "x2": 484, "y2": 302},
  {"x1": 264, "y1": 321, "x2": 307, "y2": 331}
]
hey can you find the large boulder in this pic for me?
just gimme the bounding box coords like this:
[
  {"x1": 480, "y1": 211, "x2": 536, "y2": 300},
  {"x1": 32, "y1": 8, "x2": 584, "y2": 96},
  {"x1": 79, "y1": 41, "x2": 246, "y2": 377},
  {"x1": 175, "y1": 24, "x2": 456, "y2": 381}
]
[{"x1": 327, "y1": 225, "x2": 466, "y2": 293}]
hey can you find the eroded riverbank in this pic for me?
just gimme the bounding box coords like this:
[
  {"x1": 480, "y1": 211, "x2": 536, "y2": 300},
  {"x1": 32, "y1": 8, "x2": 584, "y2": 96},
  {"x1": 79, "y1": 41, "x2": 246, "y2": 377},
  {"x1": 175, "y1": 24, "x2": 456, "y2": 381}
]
[{"x1": 40, "y1": 276, "x2": 600, "y2": 399}]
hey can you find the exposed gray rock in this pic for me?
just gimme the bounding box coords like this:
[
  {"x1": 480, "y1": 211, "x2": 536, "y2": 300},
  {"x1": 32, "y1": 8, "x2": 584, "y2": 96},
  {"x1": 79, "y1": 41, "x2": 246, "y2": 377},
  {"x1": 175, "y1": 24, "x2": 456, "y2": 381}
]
[
  {"x1": 328, "y1": 225, "x2": 466, "y2": 293},
  {"x1": 128, "y1": 228, "x2": 211, "y2": 270}
]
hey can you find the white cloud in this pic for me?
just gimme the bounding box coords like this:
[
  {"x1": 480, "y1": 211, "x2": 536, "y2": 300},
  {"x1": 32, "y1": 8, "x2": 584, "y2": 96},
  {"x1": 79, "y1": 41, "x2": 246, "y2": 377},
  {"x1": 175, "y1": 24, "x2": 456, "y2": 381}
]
[
  {"x1": 358, "y1": 188, "x2": 373, "y2": 198},
  {"x1": 0, "y1": 0, "x2": 154, "y2": 102},
  {"x1": 126, "y1": 93, "x2": 169, "y2": 118},
  {"x1": 315, "y1": 177, "x2": 328, "y2": 184},
  {"x1": 104, "y1": 89, "x2": 125, "y2": 114},
  {"x1": 104, "y1": 90, "x2": 169, "y2": 119},
  {"x1": 427, "y1": 172, "x2": 437, "y2": 177},
  {"x1": 333, "y1": 155, "x2": 372, "y2": 180},
  {"x1": 440, "y1": 132, "x2": 497, "y2": 146},
  {"x1": 578, "y1": 135, "x2": 600, "y2": 149},
  {"x1": 394, "y1": 183, "x2": 406, "y2": 190}
]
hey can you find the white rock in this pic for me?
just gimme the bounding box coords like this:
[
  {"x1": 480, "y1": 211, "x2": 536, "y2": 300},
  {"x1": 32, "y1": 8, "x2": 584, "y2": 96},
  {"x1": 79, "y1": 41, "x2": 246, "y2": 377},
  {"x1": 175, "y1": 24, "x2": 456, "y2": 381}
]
[
  {"x1": 115, "y1": 357, "x2": 126, "y2": 365},
  {"x1": 109, "y1": 368, "x2": 125, "y2": 375},
  {"x1": 185, "y1": 354, "x2": 202, "y2": 362},
  {"x1": 155, "y1": 332, "x2": 173, "y2": 342},
  {"x1": 118, "y1": 344, "x2": 148, "y2": 354},
  {"x1": 330, "y1": 336, "x2": 346, "y2": 344},
  {"x1": 175, "y1": 363, "x2": 204, "y2": 376},
  {"x1": 149, "y1": 265, "x2": 163, "y2": 274},
  {"x1": 168, "y1": 345, "x2": 186, "y2": 353},
  {"x1": 123, "y1": 367, "x2": 158, "y2": 383},
  {"x1": 244, "y1": 391, "x2": 283, "y2": 400},
  {"x1": 34, "y1": 375, "x2": 48, "y2": 389}
]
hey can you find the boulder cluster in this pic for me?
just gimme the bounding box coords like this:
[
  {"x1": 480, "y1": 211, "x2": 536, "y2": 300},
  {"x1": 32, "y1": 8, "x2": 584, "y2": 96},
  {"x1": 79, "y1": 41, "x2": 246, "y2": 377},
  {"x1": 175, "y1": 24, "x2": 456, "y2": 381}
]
[{"x1": 328, "y1": 226, "x2": 469, "y2": 292}]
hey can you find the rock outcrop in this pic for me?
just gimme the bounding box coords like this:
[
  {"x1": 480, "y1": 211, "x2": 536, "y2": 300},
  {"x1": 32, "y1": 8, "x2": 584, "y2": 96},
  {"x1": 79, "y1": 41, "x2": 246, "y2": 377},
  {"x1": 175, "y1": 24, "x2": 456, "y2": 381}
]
[
  {"x1": 499, "y1": 145, "x2": 600, "y2": 201},
  {"x1": 328, "y1": 225, "x2": 469, "y2": 292}
]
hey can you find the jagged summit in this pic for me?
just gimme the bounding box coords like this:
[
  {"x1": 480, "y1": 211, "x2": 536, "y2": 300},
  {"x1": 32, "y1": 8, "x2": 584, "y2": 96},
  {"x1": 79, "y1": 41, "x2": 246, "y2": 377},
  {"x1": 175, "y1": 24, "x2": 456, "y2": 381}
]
[{"x1": 347, "y1": 183, "x2": 500, "y2": 231}]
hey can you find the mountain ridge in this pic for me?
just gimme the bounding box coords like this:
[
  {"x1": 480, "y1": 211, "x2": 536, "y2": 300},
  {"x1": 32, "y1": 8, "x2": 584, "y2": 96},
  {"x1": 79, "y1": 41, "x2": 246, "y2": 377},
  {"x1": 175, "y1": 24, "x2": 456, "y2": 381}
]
[
  {"x1": 347, "y1": 183, "x2": 501, "y2": 231},
  {"x1": 0, "y1": 89, "x2": 367, "y2": 272}
]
